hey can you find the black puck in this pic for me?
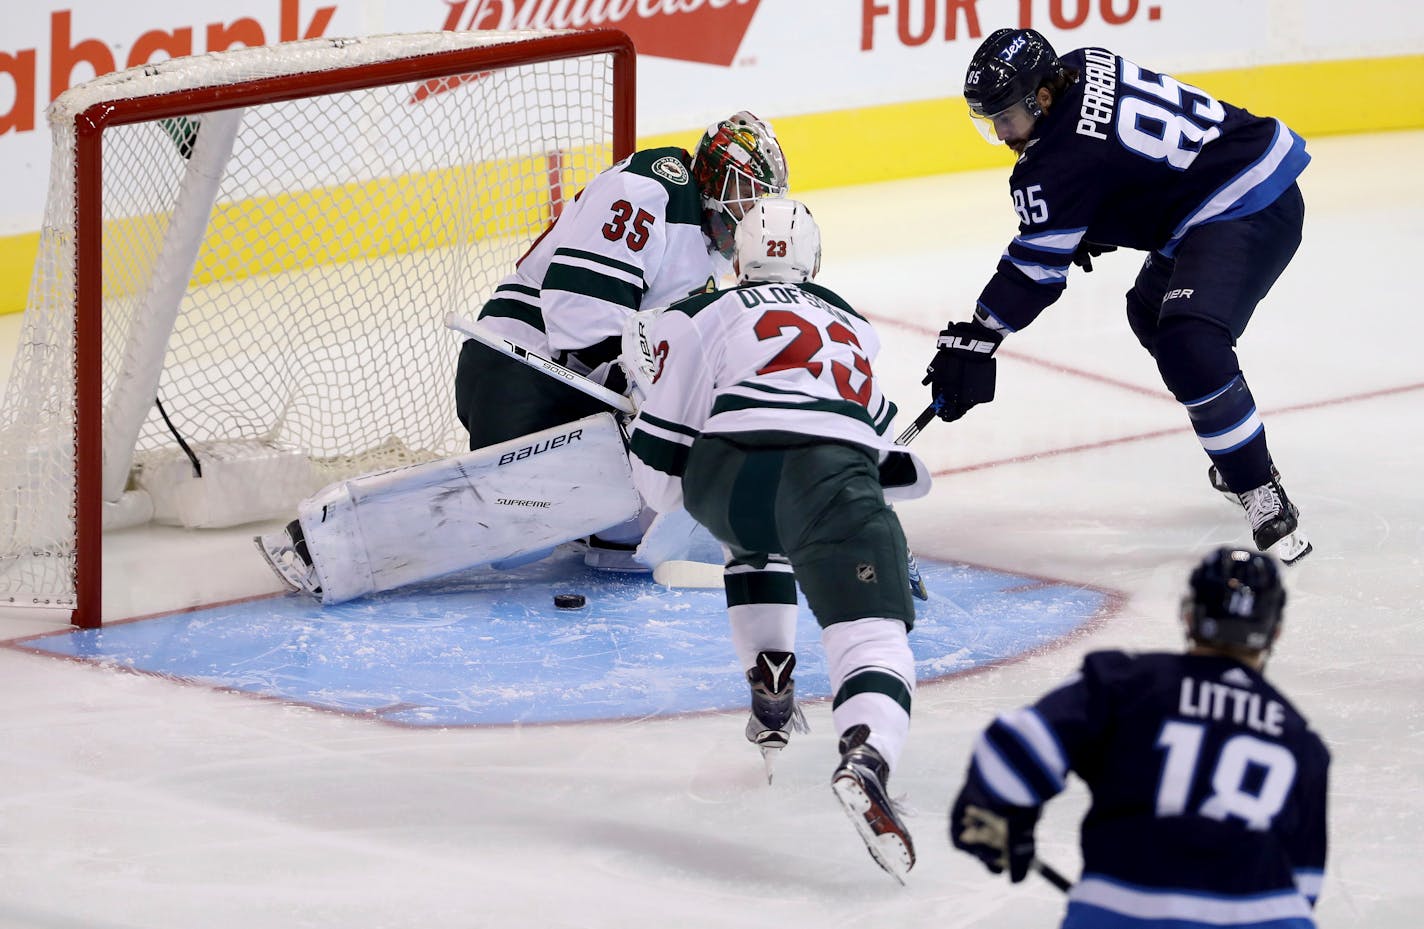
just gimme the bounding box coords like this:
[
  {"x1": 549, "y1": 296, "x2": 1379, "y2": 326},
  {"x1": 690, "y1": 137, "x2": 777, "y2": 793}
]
[{"x1": 553, "y1": 593, "x2": 587, "y2": 609}]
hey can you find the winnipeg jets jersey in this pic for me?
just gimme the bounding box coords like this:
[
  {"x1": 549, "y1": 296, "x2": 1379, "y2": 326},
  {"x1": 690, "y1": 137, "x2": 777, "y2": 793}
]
[
  {"x1": 976, "y1": 47, "x2": 1311, "y2": 334},
  {"x1": 962, "y1": 650, "x2": 1329, "y2": 929},
  {"x1": 626, "y1": 280, "x2": 902, "y2": 514},
  {"x1": 476, "y1": 147, "x2": 720, "y2": 367}
]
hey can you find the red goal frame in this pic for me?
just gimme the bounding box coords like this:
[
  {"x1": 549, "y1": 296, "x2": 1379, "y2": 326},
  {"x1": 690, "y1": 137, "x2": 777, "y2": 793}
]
[{"x1": 64, "y1": 30, "x2": 636, "y2": 628}]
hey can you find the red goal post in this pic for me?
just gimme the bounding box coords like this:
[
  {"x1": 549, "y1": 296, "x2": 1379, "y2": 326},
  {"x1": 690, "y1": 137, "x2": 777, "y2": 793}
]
[{"x1": 0, "y1": 30, "x2": 636, "y2": 628}]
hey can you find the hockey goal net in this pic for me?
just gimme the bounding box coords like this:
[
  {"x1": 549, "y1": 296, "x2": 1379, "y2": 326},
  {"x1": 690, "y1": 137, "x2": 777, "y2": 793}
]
[{"x1": 0, "y1": 30, "x2": 635, "y2": 627}]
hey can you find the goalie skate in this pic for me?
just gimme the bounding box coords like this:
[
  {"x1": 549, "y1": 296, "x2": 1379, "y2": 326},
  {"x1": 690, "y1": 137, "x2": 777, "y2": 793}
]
[
  {"x1": 583, "y1": 534, "x2": 650, "y2": 572},
  {"x1": 254, "y1": 519, "x2": 323, "y2": 598},
  {"x1": 745, "y1": 650, "x2": 809, "y2": 784},
  {"x1": 831, "y1": 724, "x2": 915, "y2": 883}
]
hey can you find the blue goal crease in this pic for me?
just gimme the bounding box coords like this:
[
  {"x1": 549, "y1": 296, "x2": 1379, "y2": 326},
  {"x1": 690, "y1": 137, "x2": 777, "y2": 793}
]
[{"x1": 15, "y1": 551, "x2": 1113, "y2": 728}]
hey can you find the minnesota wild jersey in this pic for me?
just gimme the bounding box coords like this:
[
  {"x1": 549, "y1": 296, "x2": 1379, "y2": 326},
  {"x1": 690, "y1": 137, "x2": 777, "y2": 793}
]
[
  {"x1": 476, "y1": 147, "x2": 720, "y2": 367},
  {"x1": 627, "y1": 280, "x2": 903, "y2": 514}
]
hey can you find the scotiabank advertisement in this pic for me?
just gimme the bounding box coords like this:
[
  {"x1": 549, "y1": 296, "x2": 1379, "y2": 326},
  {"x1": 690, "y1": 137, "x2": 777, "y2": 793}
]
[{"x1": 0, "y1": 0, "x2": 1420, "y2": 234}]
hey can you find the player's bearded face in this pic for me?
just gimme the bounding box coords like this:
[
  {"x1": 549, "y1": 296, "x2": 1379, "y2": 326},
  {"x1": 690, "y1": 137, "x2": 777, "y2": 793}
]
[{"x1": 970, "y1": 101, "x2": 1039, "y2": 154}]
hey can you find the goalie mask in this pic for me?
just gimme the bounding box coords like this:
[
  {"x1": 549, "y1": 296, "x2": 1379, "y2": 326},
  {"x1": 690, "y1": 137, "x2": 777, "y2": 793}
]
[
  {"x1": 693, "y1": 111, "x2": 789, "y2": 260},
  {"x1": 735, "y1": 197, "x2": 821, "y2": 284},
  {"x1": 1182, "y1": 547, "x2": 1286, "y2": 652}
]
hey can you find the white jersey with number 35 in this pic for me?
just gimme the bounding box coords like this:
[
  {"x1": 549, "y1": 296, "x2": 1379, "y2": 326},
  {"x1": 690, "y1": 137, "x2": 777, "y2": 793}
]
[{"x1": 475, "y1": 147, "x2": 720, "y2": 363}]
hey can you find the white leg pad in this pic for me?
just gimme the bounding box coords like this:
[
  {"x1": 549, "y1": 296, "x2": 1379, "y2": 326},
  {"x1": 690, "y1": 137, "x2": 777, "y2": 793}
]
[{"x1": 297, "y1": 413, "x2": 642, "y2": 604}]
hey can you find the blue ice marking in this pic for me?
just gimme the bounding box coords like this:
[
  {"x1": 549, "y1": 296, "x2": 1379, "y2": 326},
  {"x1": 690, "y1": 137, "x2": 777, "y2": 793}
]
[{"x1": 18, "y1": 550, "x2": 1111, "y2": 727}]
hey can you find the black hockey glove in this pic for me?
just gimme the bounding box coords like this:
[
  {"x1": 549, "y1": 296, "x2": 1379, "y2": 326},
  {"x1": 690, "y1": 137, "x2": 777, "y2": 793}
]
[
  {"x1": 921, "y1": 321, "x2": 1002, "y2": 423},
  {"x1": 950, "y1": 787, "x2": 1040, "y2": 883},
  {"x1": 568, "y1": 335, "x2": 630, "y2": 396},
  {"x1": 1071, "y1": 240, "x2": 1117, "y2": 273}
]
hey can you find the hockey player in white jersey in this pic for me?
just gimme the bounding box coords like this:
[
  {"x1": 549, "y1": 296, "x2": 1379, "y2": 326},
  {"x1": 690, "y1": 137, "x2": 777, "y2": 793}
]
[
  {"x1": 625, "y1": 198, "x2": 931, "y2": 882},
  {"x1": 457, "y1": 110, "x2": 789, "y2": 451},
  {"x1": 256, "y1": 112, "x2": 788, "y2": 602}
]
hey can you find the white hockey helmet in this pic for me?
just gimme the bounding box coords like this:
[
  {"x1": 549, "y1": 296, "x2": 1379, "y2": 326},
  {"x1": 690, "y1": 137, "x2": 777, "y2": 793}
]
[{"x1": 734, "y1": 197, "x2": 821, "y2": 284}]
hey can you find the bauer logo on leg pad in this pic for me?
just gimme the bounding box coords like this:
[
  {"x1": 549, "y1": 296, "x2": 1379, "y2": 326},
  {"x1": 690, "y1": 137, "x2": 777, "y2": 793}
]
[{"x1": 498, "y1": 428, "x2": 583, "y2": 466}]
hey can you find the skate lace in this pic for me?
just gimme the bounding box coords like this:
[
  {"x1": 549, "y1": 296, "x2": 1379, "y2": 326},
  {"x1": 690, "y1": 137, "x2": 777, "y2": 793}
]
[{"x1": 1241, "y1": 483, "x2": 1284, "y2": 532}]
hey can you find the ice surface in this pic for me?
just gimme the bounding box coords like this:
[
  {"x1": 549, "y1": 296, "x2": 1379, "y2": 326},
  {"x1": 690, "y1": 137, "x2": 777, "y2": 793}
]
[{"x1": 0, "y1": 131, "x2": 1421, "y2": 928}]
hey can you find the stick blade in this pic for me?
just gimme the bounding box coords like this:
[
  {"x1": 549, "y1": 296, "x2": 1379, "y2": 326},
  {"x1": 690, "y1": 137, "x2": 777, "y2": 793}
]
[{"x1": 652, "y1": 559, "x2": 723, "y2": 589}]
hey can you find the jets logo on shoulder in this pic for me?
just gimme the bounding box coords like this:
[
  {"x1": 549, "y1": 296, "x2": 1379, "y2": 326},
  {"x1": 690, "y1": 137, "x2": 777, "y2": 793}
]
[{"x1": 652, "y1": 156, "x2": 690, "y2": 185}]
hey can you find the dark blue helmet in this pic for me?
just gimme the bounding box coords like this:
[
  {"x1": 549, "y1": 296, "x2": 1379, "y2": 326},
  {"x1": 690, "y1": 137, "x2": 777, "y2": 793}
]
[
  {"x1": 1184, "y1": 547, "x2": 1287, "y2": 651},
  {"x1": 964, "y1": 28, "x2": 1062, "y2": 119}
]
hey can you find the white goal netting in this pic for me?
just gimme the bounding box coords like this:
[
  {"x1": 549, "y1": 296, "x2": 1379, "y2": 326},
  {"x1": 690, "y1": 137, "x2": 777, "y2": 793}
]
[{"x1": 0, "y1": 30, "x2": 629, "y2": 619}]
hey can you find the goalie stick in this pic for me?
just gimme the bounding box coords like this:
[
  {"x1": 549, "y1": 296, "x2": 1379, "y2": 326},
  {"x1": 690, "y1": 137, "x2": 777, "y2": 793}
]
[{"x1": 444, "y1": 313, "x2": 635, "y2": 415}]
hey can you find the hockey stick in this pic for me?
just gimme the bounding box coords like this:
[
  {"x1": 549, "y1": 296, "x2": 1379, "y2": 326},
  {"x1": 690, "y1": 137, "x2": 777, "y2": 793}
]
[
  {"x1": 1032, "y1": 858, "x2": 1073, "y2": 893},
  {"x1": 889, "y1": 399, "x2": 941, "y2": 600},
  {"x1": 652, "y1": 560, "x2": 723, "y2": 589},
  {"x1": 444, "y1": 312, "x2": 635, "y2": 415},
  {"x1": 895, "y1": 398, "x2": 942, "y2": 446}
]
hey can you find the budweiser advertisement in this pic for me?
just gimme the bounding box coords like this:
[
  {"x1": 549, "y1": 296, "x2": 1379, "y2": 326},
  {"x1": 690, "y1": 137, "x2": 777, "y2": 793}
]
[{"x1": 440, "y1": 0, "x2": 762, "y2": 67}]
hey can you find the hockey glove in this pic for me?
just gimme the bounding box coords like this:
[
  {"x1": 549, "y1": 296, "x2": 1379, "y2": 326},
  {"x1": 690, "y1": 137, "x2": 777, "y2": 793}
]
[
  {"x1": 1071, "y1": 240, "x2": 1117, "y2": 273},
  {"x1": 922, "y1": 322, "x2": 1002, "y2": 422},
  {"x1": 566, "y1": 335, "x2": 631, "y2": 396},
  {"x1": 950, "y1": 789, "x2": 1040, "y2": 883},
  {"x1": 586, "y1": 358, "x2": 630, "y2": 397}
]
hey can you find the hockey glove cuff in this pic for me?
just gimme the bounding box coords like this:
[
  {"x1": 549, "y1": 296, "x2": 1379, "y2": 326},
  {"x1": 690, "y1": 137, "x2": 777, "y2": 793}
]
[
  {"x1": 950, "y1": 788, "x2": 1040, "y2": 883},
  {"x1": 921, "y1": 321, "x2": 1002, "y2": 422},
  {"x1": 1071, "y1": 240, "x2": 1117, "y2": 273}
]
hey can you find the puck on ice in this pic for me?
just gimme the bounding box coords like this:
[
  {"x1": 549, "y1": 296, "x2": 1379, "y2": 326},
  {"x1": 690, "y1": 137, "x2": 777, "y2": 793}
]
[{"x1": 553, "y1": 593, "x2": 587, "y2": 609}]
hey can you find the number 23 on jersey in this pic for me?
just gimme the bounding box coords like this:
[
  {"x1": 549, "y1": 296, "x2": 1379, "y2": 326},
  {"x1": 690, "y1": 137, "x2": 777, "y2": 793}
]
[{"x1": 752, "y1": 307, "x2": 874, "y2": 407}]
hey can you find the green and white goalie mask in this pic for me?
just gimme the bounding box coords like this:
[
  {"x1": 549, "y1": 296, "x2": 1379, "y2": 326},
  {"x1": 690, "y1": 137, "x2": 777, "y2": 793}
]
[{"x1": 693, "y1": 111, "x2": 789, "y2": 260}]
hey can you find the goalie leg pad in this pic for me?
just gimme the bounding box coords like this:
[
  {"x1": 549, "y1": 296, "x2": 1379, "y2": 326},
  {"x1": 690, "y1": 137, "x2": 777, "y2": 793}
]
[{"x1": 283, "y1": 413, "x2": 643, "y2": 604}]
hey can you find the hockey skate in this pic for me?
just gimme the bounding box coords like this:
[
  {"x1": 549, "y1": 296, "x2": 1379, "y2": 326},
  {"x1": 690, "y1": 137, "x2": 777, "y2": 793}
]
[
  {"x1": 1239, "y1": 477, "x2": 1312, "y2": 564},
  {"x1": 745, "y1": 650, "x2": 809, "y2": 784},
  {"x1": 1208, "y1": 462, "x2": 1282, "y2": 507},
  {"x1": 254, "y1": 519, "x2": 323, "y2": 598},
  {"x1": 583, "y1": 533, "x2": 651, "y2": 572},
  {"x1": 831, "y1": 724, "x2": 915, "y2": 883}
]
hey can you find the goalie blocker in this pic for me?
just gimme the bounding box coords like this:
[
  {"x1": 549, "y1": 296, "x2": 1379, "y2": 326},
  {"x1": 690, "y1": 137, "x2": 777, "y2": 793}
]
[{"x1": 256, "y1": 413, "x2": 642, "y2": 604}]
